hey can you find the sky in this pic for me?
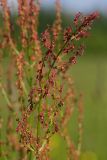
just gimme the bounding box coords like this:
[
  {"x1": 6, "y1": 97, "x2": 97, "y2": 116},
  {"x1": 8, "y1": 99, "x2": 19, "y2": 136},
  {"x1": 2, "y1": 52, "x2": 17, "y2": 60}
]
[
  {"x1": 7, "y1": 0, "x2": 107, "y2": 13},
  {"x1": 41, "y1": 0, "x2": 107, "y2": 13}
]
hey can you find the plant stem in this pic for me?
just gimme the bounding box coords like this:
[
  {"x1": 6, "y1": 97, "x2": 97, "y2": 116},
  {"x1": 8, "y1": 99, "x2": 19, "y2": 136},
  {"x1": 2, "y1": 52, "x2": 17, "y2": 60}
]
[
  {"x1": 10, "y1": 40, "x2": 20, "y2": 55},
  {"x1": 36, "y1": 96, "x2": 42, "y2": 158},
  {"x1": 21, "y1": 81, "x2": 28, "y2": 96},
  {"x1": 46, "y1": 33, "x2": 76, "y2": 81},
  {"x1": 28, "y1": 150, "x2": 33, "y2": 160},
  {"x1": 0, "y1": 82, "x2": 12, "y2": 107}
]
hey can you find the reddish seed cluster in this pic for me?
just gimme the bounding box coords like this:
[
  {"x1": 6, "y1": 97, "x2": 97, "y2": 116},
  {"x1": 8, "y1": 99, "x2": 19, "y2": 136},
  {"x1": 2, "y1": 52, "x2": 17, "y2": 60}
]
[
  {"x1": 16, "y1": 108, "x2": 37, "y2": 149},
  {"x1": 41, "y1": 28, "x2": 52, "y2": 49},
  {"x1": 28, "y1": 87, "x2": 36, "y2": 110},
  {"x1": 28, "y1": 0, "x2": 42, "y2": 56},
  {"x1": 74, "y1": 12, "x2": 81, "y2": 27},
  {"x1": 74, "y1": 12, "x2": 99, "y2": 40},
  {"x1": 0, "y1": 0, "x2": 12, "y2": 47},
  {"x1": 16, "y1": 52, "x2": 25, "y2": 95},
  {"x1": 63, "y1": 43, "x2": 75, "y2": 54},
  {"x1": 28, "y1": 0, "x2": 40, "y2": 38},
  {"x1": 69, "y1": 45, "x2": 84, "y2": 64},
  {"x1": 64, "y1": 26, "x2": 72, "y2": 42},
  {"x1": 52, "y1": 0, "x2": 62, "y2": 41},
  {"x1": 17, "y1": 0, "x2": 29, "y2": 47},
  {"x1": 82, "y1": 12, "x2": 99, "y2": 27}
]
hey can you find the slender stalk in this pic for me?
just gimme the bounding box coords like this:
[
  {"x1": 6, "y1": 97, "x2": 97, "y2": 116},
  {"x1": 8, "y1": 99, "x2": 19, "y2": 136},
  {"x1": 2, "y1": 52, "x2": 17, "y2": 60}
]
[
  {"x1": 21, "y1": 81, "x2": 28, "y2": 96},
  {"x1": 36, "y1": 97, "x2": 42, "y2": 159},
  {"x1": 28, "y1": 150, "x2": 33, "y2": 160},
  {"x1": 0, "y1": 82, "x2": 12, "y2": 107},
  {"x1": 10, "y1": 40, "x2": 20, "y2": 55}
]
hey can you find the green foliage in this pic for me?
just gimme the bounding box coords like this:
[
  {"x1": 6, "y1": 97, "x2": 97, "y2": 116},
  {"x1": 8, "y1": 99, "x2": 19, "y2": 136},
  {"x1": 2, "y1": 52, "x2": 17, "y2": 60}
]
[{"x1": 80, "y1": 152, "x2": 98, "y2": 160}]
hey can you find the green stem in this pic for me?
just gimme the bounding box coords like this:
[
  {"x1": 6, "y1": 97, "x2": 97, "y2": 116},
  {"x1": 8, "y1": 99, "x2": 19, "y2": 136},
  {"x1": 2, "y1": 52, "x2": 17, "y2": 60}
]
[
  {"x1": 36, "y1": 96, "x2": 42, "y2": 158},
  {"x1": 10, "y1": 40, "x2": 19, "y2": 55},
  {"x1": 21, "y1": 81, "x2": 28, "y2": 96},
  {"x1": 28, "y1": 150, "x2": 33, "y2": 160},
  {"x1": 0, "y1": 83, "x2": 12, "y2": 107}
]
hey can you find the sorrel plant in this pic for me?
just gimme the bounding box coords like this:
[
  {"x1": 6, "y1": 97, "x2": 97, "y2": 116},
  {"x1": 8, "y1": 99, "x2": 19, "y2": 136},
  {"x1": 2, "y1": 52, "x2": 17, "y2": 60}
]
[{"x1": 0, "y1": 0, "x2": 98, "y2": 159}]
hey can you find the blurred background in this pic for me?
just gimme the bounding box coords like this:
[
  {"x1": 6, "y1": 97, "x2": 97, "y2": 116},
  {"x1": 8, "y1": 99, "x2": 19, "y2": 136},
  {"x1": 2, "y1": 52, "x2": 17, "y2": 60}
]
[{"x1": 1, "y1": 0, "x2": 107, "y2": 159}]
